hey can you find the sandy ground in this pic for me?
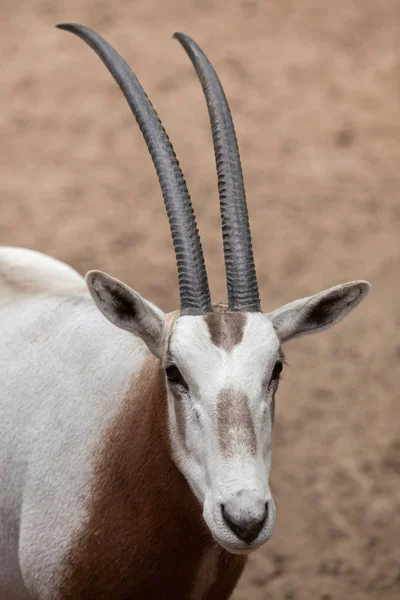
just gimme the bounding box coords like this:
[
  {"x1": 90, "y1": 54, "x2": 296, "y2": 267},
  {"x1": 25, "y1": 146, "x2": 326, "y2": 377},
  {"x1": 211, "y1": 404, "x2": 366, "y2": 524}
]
[{"x1": 0, "y1": 1, "x2": 399, "y2": 598}]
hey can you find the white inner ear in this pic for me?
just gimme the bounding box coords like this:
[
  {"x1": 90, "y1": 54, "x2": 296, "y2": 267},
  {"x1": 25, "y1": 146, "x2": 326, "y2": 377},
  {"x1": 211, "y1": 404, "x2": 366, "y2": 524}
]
[
  {"x1": 269, "y1": 280, "x2": 370, "y2": 343},
  {"x1": 86, "y1": 270, "x2": 167, "y2": 358}
]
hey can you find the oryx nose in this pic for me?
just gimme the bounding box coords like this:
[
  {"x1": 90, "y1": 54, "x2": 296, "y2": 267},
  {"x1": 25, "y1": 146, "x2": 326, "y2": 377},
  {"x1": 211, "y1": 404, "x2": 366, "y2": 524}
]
[{"x1": 221, "y1": 501, "x2": 268, "y2": 544}]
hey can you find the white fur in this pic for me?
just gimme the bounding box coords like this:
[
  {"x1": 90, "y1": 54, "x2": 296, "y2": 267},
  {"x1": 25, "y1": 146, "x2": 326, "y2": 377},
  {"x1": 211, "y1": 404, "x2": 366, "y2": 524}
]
[
  {"x1": 167, "y1": 313, "x2": 278, "y2": 553},
  {"x1": 0, "y1": 249, "x2": 149, "y2": 599},
  {"x1": 0, "y1": 247, "x2": 370, "y2": 597}
]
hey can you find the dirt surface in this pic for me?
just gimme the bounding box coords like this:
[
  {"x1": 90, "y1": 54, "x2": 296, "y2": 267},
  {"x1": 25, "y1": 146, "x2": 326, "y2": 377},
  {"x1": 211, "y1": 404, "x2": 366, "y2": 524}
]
[{"x1": 1, "y1": 1, "x2": 399, "y2": 598}]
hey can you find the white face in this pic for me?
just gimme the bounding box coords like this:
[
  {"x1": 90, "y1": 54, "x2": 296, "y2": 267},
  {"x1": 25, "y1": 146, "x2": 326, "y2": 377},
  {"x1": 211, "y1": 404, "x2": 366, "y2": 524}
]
[
  {"x1": 87, "y1": 270, "x2": 369, "y2": 553},
  {"x1": 165, "y1": 310, "x2": 282, "y2": 554}
]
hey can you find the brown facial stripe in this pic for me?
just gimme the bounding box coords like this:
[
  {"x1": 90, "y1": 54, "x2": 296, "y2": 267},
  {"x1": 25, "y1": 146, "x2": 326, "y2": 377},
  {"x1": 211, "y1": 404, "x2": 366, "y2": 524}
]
[
  {"x1": 171, "y1": 385, "x2": 188, "y2": 450},
  {"x1": 165, "y1": 314, "x2": 189, "y2": 449},
  {"x1": 204, "y1": 310, "x2": 247, "y2": 352},
  {"x1": 271, "y1": 393, "x2": 276, "y2": 426},
  {"x1": 218, "y1": 386, "x2": 256, "y2": 456}
]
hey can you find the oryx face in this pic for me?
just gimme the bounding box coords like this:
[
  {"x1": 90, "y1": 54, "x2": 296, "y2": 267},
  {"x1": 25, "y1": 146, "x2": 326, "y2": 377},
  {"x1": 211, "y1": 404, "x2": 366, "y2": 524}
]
[
  {"x1": 87, "y1": 271, "x2": 369, "y2": 555},
  {"x1": 64, "y1": 23, "x2": 371, "y2": 554},
  {"x1": 165, "y1": 310, "x2": 280, "y2": 553}
]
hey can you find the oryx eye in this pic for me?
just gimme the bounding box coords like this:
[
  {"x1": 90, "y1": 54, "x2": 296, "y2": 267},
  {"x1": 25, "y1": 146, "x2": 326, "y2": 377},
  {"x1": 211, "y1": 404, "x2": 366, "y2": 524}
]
[
  {"x1": 165, "y1": 365, "x2": 188, "y2": 390},
  {"x1": 271, "y1": 360, "x2": 283, "y2": 380}
]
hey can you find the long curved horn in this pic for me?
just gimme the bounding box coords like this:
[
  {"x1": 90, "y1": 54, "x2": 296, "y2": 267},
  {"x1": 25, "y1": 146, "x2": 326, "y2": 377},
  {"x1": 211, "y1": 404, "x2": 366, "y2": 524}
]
[
  {"x1": 57, "y1": 24, "x2": 212, "y2": 316},
  {"x1": 174, "y1": 33, "x2": 261, "y2": 312}
]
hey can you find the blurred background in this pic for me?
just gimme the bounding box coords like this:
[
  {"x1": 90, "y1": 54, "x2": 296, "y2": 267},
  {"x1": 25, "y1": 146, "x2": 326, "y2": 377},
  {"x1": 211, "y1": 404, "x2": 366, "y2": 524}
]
[{"x1": 1, "y1": 1, "x2": 399, "y2": 598}]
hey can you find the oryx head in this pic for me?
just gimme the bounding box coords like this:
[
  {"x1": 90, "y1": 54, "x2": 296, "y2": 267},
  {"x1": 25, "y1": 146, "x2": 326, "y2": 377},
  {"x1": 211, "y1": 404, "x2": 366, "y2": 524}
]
[{"x1": 59, "y1": 24, "x2": 370, "y2": 554}]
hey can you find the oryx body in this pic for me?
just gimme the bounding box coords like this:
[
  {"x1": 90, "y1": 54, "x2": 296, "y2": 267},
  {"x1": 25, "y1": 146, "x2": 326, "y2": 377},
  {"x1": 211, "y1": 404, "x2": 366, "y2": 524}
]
[{"x1": 0, "y1": 25, "x2": 370, "y2": 600}]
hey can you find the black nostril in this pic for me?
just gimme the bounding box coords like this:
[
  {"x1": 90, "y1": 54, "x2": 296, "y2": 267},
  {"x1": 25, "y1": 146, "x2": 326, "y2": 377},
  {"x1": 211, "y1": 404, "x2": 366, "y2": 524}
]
[{"x1": 221, "y1": 504, "x2": 267, "y2": 545}]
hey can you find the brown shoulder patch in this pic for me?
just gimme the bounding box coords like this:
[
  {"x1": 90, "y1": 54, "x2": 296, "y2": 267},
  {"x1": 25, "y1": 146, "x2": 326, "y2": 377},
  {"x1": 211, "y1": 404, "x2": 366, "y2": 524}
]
[
  {"x1": 204, "y1": 311, "x2": 247, "y2": 352},
  {"x1": 218, "y1": 386, "x2": 256, "y2": 457},
  {"x1": 59, "y1": 356, "x2": 245, "y2": 599}
]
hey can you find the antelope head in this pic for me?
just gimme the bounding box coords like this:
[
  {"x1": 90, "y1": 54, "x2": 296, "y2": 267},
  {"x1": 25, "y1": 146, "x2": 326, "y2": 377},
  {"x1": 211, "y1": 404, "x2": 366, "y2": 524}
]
[{"x1": 59, "y1": 24, "x2": 370, "y2": 554}]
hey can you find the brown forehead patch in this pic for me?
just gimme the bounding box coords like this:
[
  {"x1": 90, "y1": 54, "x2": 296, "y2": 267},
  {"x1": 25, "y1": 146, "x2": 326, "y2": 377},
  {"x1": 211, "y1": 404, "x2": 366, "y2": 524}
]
[
  {"x1": 204, "y1": 310, "x2": 247, "y2": 352},
  {"x1": 218, "y1": 386, "x2": 256, "y2": 457}
]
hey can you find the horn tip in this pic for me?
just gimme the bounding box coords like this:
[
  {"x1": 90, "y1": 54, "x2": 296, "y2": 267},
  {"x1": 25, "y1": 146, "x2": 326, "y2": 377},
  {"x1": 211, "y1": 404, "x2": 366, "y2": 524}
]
[
  {"x1": 173, "y1": 32, "x2": 192, "y2": 45},
  {"x1": 56, "y1": 23, "x2": 73, "y2": 30},
  {"x1": 56, "y1": 23, "x2": 86, "y2": 34}
]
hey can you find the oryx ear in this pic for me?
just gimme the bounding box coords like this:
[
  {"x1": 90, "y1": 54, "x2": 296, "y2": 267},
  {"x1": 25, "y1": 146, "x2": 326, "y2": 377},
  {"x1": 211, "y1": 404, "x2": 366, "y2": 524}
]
[
  {"x1": 269, "y1": 281, "x2": 370, "y2": 343},
  {"x1": 86, "y1": 270, "x2": 167, "y2": 359}
]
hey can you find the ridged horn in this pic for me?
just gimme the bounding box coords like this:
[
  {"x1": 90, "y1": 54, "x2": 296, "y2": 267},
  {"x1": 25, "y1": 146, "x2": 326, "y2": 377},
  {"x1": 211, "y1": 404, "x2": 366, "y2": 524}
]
[
  {"x1": 174, "y1": 32, "x2": 261, "y2": 312},
  {"x1": 57, "y1": 24, "x2": 212, "y2": 316}
]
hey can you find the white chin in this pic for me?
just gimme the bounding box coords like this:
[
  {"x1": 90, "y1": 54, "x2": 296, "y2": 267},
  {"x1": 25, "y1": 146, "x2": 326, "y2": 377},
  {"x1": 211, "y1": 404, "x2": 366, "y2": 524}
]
[
  {"x1": 211, "y1": 533, "x2": 263, "y2": 555},
  {"x1": 219, "y1": 542, "x2": 260, "y2": 555}
]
